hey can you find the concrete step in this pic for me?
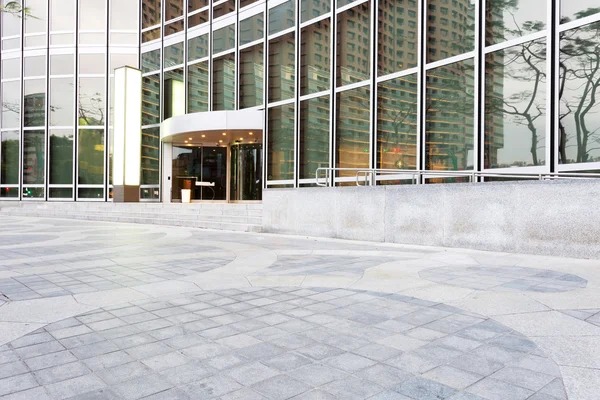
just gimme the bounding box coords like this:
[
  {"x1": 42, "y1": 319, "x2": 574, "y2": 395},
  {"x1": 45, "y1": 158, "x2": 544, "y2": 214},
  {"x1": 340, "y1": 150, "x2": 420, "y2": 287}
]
[{"x1": 0, "y1": 201, "x2": 263, "y2": 232}]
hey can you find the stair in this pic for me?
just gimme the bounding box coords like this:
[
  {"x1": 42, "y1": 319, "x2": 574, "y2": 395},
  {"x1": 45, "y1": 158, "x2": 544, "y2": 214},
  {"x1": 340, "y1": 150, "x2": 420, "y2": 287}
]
[{"x1": 0, "y1": 201, "x2": 263, "y2": 232}]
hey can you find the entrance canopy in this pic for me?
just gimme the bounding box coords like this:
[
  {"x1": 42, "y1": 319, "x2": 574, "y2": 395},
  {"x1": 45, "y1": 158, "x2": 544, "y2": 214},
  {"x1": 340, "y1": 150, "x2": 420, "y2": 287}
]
[{"x1": 161, "y1": 110, "x2": 264, "y2": 146}]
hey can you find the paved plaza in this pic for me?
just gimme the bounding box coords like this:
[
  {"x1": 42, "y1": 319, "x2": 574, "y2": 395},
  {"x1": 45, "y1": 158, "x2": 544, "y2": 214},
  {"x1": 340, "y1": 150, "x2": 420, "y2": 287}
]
[{"x1": 0, "y1": 217, "x2": 599, "y2": 399}]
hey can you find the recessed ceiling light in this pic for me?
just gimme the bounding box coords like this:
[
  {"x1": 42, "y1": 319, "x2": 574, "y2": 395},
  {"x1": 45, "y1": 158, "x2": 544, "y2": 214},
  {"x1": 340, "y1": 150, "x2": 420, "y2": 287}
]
[
  {"x1": 249, "y1": 132, "x2": 253, "y2": 135},
  {"x1": 184, "y1": 140, "x2": 188, "y2": 143},
  {"x1": 222, "y1": 132, "x2": 227, "y2": 136},
  {"x1": 219, "y1": 139, "x2": 223, "y2": 143},
  {"x1": 239, "y1": 138, "x2": 243, "y2": 141},
  {"x1": 188, "y1": 137, "x2": 192, "y2": 140},
  {"x1": 201, "y1": 134, "x2": 206, "y2": 138}
]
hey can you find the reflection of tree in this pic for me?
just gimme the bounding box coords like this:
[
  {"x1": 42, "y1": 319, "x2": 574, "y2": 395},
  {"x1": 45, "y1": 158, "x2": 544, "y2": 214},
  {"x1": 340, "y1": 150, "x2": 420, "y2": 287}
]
[
  {"x1": 489, "y1": 38, "x2": 546, "y2": 166},
  {"x1": 559, "y1": 14, "x2": 600, "y2": 163},
  {"x1": 78, "y1": 91, "x2": 105, "y2": 126},
  {"x1": 0, "y1": 1, "x2": 35, "y2": 18}
]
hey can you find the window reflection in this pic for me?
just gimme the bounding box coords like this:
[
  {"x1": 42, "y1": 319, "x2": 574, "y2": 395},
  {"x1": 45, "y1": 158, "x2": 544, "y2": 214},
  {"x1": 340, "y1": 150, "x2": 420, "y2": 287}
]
[
  {"x1": 50, "y1": 130, "x2": 74, "y2": 184},
  {"x1": 80, "y1": 54, "x2": 105, "y2": 75},
  {"x1": 1, "y1": 7, "x2": 21, "y2": 38},
  {"x1": 559, "y1": 21, "x2": 600, "y2": 164},
  {"x1": 301, "y1": 0, "x2": 329, "y2": 23},
  {"x1": 165, "y1": 0, "x2": 183, "y2": 21},
  {"x1": 24, "y1": 80, "x2": 46, "y2": 127},
  {"x1": 269, "y1": 0, "x2": 295, "y2": 35},
  {"x1": 1, "y1": 82, "x2": 20, "y2": 129},
  {"x1": 427, "y1": 0, "x2": 475, "y2": 63},
  {"x1": 213, "y1": 0, "x2": 235, "y2": 19},
  {"x1": 268, "y1": 104, "x2": 295, "y2": 181},
  {"x1": 164, "y1": 68, "x2": 184, "y2": 119},
  {"x1": 1, "y1": 132, "x2": 20, "y2": 184},
  {"x1": 561, "y1": 1, "x2": 600, "y2": 24},
  {"x1": 378, "y1": 0, "x2": 418, "y2": 76},
  {"x1": 24, "y1": 0, "x2": 47, "y2": 35},
  {"x1": 188, "y1": 61, "x2": 209, "y2": 113},
  {"x1": 301, "y1": 19, "x2": 330, "y2": 96},
  {"x1": 2, "y1": 58, "x2": 19, "y2": 79},
  {"x1": 213, "y1": 24, "x2": 235, "y2": 54},
  {"x1": 189, "y1": 0, "x2": 208, "y2": 12},
  {"x1": 485, "y1": 0, "x2": 546, "y2": 45},
  {"x1": 23, "y1": 130, "x2": 45, "y2": 185},
  {"x1": 485, "y1": 39, "x2": 546, "y2": 168},
  {"x1": 110, "y1": 0, "x2": 138, "y2": 31},
  {"x1": 78, "y1": 129, "x2": 104, "y2": 184},
  {"x1": 240, "y1": 13, "x2": 263, "y2": 46},
  {"x1": 50, "y1": 0, "x2": 75, "y2": 33},
  {"x1": 300, "y1": 96, "x2": 330, "y2": 179},
  {"x1": 142, "y1": 127, "x2": 160, "y2": 185},
  {"x1": 50, "y1": 78, "x2": 75, "y2": 127},
  {"x1": 188, "y1": 10, "x2": 208, "y2": 28},
  {"x1": 240, "y1": 44, "x2": 264, "y2": 109},
  {"x1": 79, "y1": 77, "x2": 105, "y2": 126},
  {"x1": 80, "y1": 0, "x2": 106, "y2": 32},
  {"x1": 336, "y1": 86, "x2": 370, "y2": 177},
  {"x1": 377, "y1": 75, "x2": 418, "y2": 170},
  {"x1": 213, "y1": 54, "x2": 235, "y2": 110},
  {"x1": 426, "y1": 59, "x2": 474, "y2": 170},
  {"x1": 24, "y1": 56, "x2": 46, "y2": 77},
  {"x1": 188, "y1": 34, "x2": 208, "y2": 62},
  {"x1": 165, "y1": 20, "x2": 184, "y2": 36},
  {"x1": 142, "y1": 74, "x2": 160, "y2": 125},
  {"x1": 50, "y1": 54, "x2": 74, "y2": 76},
  {"x1": 337, "y1": 2, "x2": 370, "y2": 87},
  {"x1": 164, "y1": 42, "x2": 184, "y2": 68},
  {"x1": 142, "y1": 0, "x2": 161, "y2": 28},
  {"x1": 269, "y1": 32, "x2": 295, "y2": 103}
]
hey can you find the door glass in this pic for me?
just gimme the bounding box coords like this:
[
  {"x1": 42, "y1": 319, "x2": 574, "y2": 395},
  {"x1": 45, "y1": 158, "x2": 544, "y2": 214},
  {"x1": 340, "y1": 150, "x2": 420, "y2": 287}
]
[
  {"x1": 231, "y1": 143, "x2": 262, "y2": 201},
  {"x1": 171, "y1": 145, "x2": 227, "y2": 201},
  {"x1": 200, "y1": 147, "x2": 227, "y2": 200}
]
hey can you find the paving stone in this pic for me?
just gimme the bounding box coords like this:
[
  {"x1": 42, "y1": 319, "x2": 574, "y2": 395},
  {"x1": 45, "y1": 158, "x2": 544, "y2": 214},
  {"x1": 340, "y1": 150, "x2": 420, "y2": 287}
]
[
  {"x1": 0, "y1": 360, "x2": 28, "y2": 379},
  {"x1": 0, "y1": 373, "x2": 39, "y2": 397},
  {"x1": 34, "y1": 362, "x2": 91, "y2": 385},
  {"x1": 160, "y1": 360, "x2": 215, "y2": 385},
  {"x1": 112, "y1": 374, "x2": 173, "y2": 400},
  {"x1": 25, "y1": 350, "x2": 78, "y2": 371},
  {"x1": 385, "y1": 353, "x2": 441, "y2": 374},
  {"x1": 13, "y1": 340, "x2": 65, "y2": 359},
  {"x1": 466, "y1": 377, "x2": 535, "y2": 400},
  {"x1": 45, "y1": 374, "x2": 106, "y2": 400},
  {"x1": 95, "y1": 361, "x2": 152, "y2": 385},
  {"x1": 393, "y1": 377, "x2": 457, "y2": 400},
  {"x1": 0, "y1": 386, "x2": 52, "y2": 400},
  {"x1": 262, "y1": 352, "x2": 312, "y2": 372},
  {"x1": 490, "y1": 366, "x2": 555, "y2": 392},
  {"x1": 215, "y1": 333, "x2": 262, "y2": 349},
  {"x1": 251, "y1": 374, "x2": 311, "y2": 399},
  {"x1": 296, "y1": 344, "x2": 345, "y2": 360},
  {"x1": 321, "y1": 376, "x2": 384, "y2": 400},
  {"x1": 422, "y1": 365, "x2": 483, "y2": 389},
  {"x1": 226, "y1": 362, "x2": 280, "y2": 385},
  {"x1": 355, "y1": 364, "x2": 413, "y2": 388},
  {"x1": 287, "y1": 363, "x2": 348, "y2": 387},
  {"x1": 325, "y1": 352, "x2": 377, "y2": 372},
  {"x1": 180, "y1": 374, "x2": 242, "y2": 398}
]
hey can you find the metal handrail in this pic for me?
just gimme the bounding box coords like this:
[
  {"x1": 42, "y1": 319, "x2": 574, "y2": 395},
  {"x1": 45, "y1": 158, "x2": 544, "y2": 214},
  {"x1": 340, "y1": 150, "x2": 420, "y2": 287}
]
[{"x1": 315, "y1": 167, "x2": 600, "y2": 187}]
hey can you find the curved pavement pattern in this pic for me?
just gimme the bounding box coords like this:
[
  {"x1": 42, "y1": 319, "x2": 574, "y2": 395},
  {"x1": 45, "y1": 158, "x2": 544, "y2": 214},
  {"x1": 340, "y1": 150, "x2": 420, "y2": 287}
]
[{"x1": 0, "y1": 216, "x2": 599, "y2": 399}]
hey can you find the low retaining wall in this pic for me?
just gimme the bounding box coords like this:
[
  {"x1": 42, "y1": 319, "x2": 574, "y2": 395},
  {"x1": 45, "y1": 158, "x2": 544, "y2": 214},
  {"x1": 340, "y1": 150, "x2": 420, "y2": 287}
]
[{"x1": 262, "y1": 180, "x2": 600, "y2": 259}]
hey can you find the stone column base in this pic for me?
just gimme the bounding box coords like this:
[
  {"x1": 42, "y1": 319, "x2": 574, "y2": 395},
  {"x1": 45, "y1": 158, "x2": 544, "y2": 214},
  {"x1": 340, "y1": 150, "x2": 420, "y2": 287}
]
[{"x1": 113, "y1": 185, "x2": 140, "y2": 202}]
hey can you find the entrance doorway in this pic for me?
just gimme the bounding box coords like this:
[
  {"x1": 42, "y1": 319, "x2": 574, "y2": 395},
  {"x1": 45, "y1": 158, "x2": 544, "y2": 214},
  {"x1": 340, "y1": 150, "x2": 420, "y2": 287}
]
[{"x1": 172, "y1": 146, "x2": 228, "y2": 201}]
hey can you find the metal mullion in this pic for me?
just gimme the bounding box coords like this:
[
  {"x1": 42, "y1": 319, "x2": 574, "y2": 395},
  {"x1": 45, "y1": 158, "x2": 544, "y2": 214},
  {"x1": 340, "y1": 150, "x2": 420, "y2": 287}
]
[
  {"x1": 417, "y1": 0, "x2": 425, "y2": 174},
  {"x1": 336, "y1": 0, "x2": 369, "y2": 14},
  {"x1": 424, "y1": 51, "x2": 475, "y2": 70},
  {"x1": 484, "y1": 31, "x2": 547, "y2": 54},
  {"x1": 45, "y1": 0, "x2": 50, "y2": 200},
  {"x1": 234, "y1": 0, "x2": 239, "y2": 110},
  {"x1": 549, "y1": 0, "x2": 557, "y2": 172},
  {"x1": 299, "y1": 89, "x2": 330, "y2": 102},
  {"x1": 18, "y1": 6, "x2": 24, "y2": 200},
  {"x1": 263, "y1": 0, "x2": 268, "y2": 189},
  {"x1": 267, "y1": 98, "x2": 295, "y2": 108},
  {"x1": 369, "y1": 0, "x2": 375, "y2": 171},
  {"x1": 104, "y1": 0, "x2": 109, "y2": 201},
  {"x1": 74, "y1": 0, "x2": 79, "y2": 200},
  {"x1": 334, "y1": 80, "x2": 370, "y2": 93},
  {"x1": 267, "y1": 26, "x2": 295, "y2": 41},
  {"x1": 329, "y1": 0, "x2": 337, "y2": 187},
  {"x1": 558, "y1": 11, "x2": 600, "y2": 32},
  {"x1": 294, "y1": 0, "x2": 300, "y2": 187},
  {"x1": 376, "y1": 67, "x2": 419, "y2": 84},
  {"x1": 209, "y1": 2, "x2": 213, "y2": 111},
  {"x1": 299, "y1": 11, "x2": 331, "y2": 29},
  {"x1": 473, "y1": 0, "x2": 482, "y2": 177},
  {"x1": 239, "y1": 38, "x2": 263, "y2": 51}
]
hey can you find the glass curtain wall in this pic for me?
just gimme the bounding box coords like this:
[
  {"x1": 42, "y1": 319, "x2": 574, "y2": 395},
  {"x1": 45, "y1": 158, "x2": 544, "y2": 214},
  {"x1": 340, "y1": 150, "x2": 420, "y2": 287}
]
[{"x1": 0, "y1": 0, "x2": 139, "y2": 201}]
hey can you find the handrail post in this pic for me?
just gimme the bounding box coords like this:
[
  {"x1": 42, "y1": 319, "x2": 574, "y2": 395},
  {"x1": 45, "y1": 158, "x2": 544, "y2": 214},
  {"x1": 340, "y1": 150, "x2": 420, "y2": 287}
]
[{"x1": 370, "y1": 170, "x2": 376, "y2": 187}]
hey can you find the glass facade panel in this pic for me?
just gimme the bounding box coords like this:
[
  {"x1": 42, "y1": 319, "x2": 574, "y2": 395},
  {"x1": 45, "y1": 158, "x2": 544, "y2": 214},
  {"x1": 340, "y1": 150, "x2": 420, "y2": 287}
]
[
  {"x1": 486, "y1": 0, "x2": 546, "y2": 45},
  {"x1": 24, "y1": 56, "x2": 46, "y2": 77},
  {"x1": 337, "y1": 2, "x2": 370, "y2": 87},
  {"x1": 50, "y1": 78, "x2": 74, "y2": 127},
  {"x1": 269, "y1": 0, "x2": 295, "y2": 36},
  {"x1": 24, "y1": 79, "x2": 46, "y2": 127},
  {"x1": 80, "y1": 54, "x2": 105, "y2": 75},
  {"x1": 188, "y1": 34, "x2": 208, "y2": 61},
  {"x1": 268, "y1": 32, "x2": 295, "y2": 103},
  {"x1": 164, "y1": 42, "x2": 184, "y2": 68},
  {"x1": 485, "y1": 39, "x2": 546, "y2": 168},
  {"x1": 189, "y1": 0, "x2": 208, "y2": 12},
  {"x1": 23, "y1": 130, "x2": 45, "y2": 185},
  {"x1": 142, "y1": 127, "x2": 160, "y2": 185},
  {"x1": 50, "y1": 54, "x2": 74, "y2": 76},
  {"x1": 165, "y1": 0, "x2": 184, "y2": 20},
  {"x1": 301, "y1": 19, "x2": 330, "y2": 96},
  {"x1": 213, "y1": 54, "x2": 235, "y2": 110},
  {"x1": 142, "y1": 0, "x2": 161, "y2": 28},
  {"x1": 142, "y1": 50, "x2": 161, "y2": 73},
  {"x1": 80, "y1": 0, "x2": 106, "y2": 32},
  {"x1": 49, "y1": 188, "x2": 72, "y2": 198},
  {"x1": 110, "y1": 0, "x2": 138, "y2": 31},
  {"x1": 213, "y1": 24, "x2": 235, "y2": 54},
  {"x1": 301, "y1": 0, "x2": 329, "y2": 23},
  {"x1": 79, "y1": 77, "x2": 105, "y2": 126},
  {"x1": 78, "y1": 129, "x2": 104, "y2": 185},
  {"x1": 1, "y1": 131, "x2": 20, "y2": 184},
  {"x1": 188, "y1": 10, "x2": 208, "y2": 28},
  {"x1": 240, "y1": 44, "x2": 264, "y2": 109},
  {"x1": 50, "y1": 130, "x2": 73, "y2": 184},
  {"x1": 268, "y1": 103, "x2": 295, "y2": 181},
  {"x1": 163, "y1": 68, "x2": 184, "y2": 119},
  {"x1": 377, "y1": 74, "x2": 418, "y2": 170},
  {"x1": 240, "y1": 13, "x2": 264, "y2": 46},
  {"x1": 142, "y1": 74, "x2": 160, "y2": 125},
  {"x1": 50, "y1": 0, "x2": 75, "y2": 33},
  {"x1": 142, "y1": 28, "x2": 161, "y2": 42},
  {"x1": 1, "y1": 81, "x2": 20, "y2": 129},
  {"x1": 2, "y1": 58, "x2": 19, "y2": 79},
  {"x1": 378, "y1": 0, "x2": 418, "y2": 76},
  {"x1": 213, "y1": 0, "x2": 235, "y2": 19},
  {"x1": 336, "y1": 86, "x2": 370, "y2": 176},
  {"x1": 24, "y1": 0, "x2": 47, "y2": 35},
  {"x1": 559, "y1": 21, "x2": 600, "y2": 164},
  {"x1": 427, "y1": 0, "x2": 475, "y2": 63},
  {"x1": 2, "y1": 7, "x2": 21, "y2": 39},
  {"x1": 240, "y1": 0, "x2": 259, "y2": 8},
  {"x1": 165, "y1": 20, "x2": 184, "y2": 36},
  {"x1": 78, "y1": 187, "x2": 104, "y2": 198},
  {"x1": 300, "y1": 96, "x2": 330, "y2": 180},
  {"x1": 561, "y1": 1, "x2": 600, "y2": 23},
  {"x1": 188, "y1": 61, "x2": 209, "y2": 113},
  {"x1": 426, "y1": 59, "x2": 475, "y2": 170}
]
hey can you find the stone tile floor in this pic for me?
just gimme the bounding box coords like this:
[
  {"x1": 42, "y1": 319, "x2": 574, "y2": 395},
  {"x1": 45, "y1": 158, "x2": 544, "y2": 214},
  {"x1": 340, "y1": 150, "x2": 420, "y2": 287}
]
[
  {"x1": 420, "y1": 265, "x2": 588, "y2": 293},
  {"x1": 0, "y1": 216, "x2": 599, "y2": 399}
]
